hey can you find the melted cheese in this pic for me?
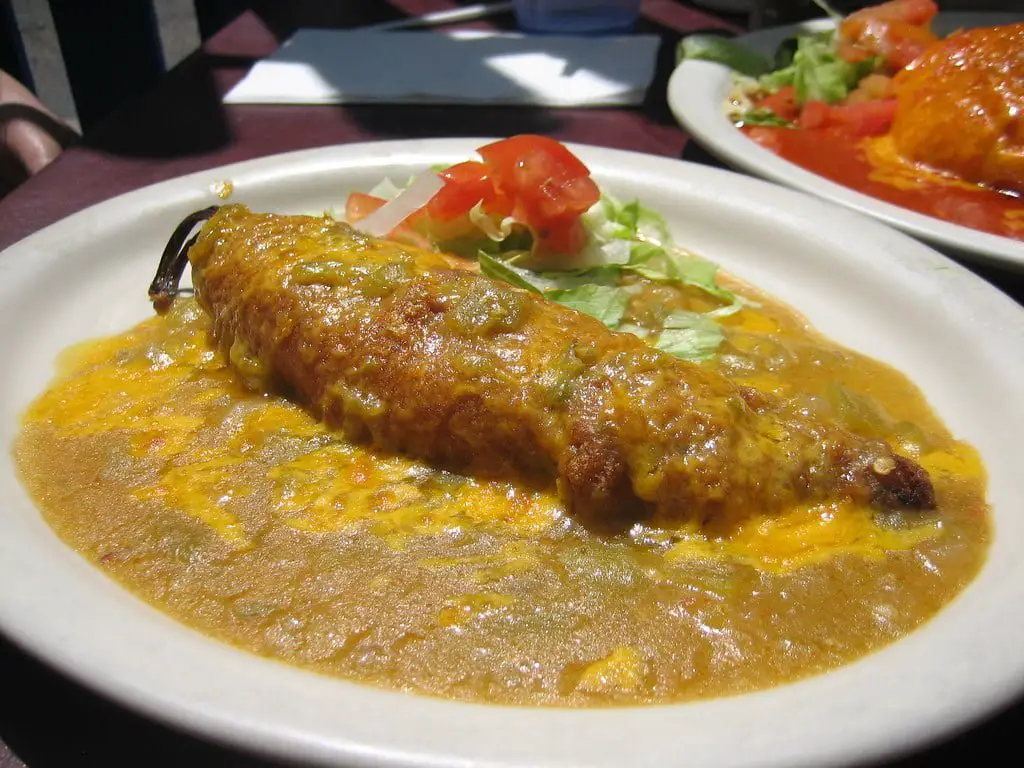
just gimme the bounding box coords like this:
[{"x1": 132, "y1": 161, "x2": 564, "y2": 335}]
[
  {"x1": 15, "y1": 291, "x2": 989, "y2": 707},
  {"x1": 864, "y1": 135, "x2": 986, "y2": 193},
  {"x1": 666, "y1": 501, "x2": 938, "y2": 572},
  {"x1": 20, "y1": 299, "x2": 958, "y2": 572},
  {"x1": 576, "y1": 646, "x2": 647, "y2": 694}
]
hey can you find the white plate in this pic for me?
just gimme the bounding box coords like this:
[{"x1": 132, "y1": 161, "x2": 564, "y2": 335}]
[
  {"x1": 1, "y1": 139, "x2": 1023, "y2": 768},
  {"x1": 668, "y1": 13, "x2": 1024, "y2": 271}
]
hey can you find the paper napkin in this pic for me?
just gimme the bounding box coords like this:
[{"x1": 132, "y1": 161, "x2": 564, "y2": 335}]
[{"x1": 224, "y1": 29, "x2": 660, "y2": 107}]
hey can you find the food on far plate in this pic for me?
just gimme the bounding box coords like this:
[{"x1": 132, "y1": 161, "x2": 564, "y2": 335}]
[
  {"x1": 837, "y1": 0, "x2": 938, "y2": 71},
  {"x1": 890, "y1": 22, "x2": 1024, "y2": 194},
  {"x1": 680, "y1": 0, "x2": 1024, "y2": 240},
  {"x1": 16, "y1": 136, "x2": 990, "y2": 706}
]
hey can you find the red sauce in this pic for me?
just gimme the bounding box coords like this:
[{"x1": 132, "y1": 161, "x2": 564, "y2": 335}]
[{"x1": 744, "y1": 126, "x2": 1024, "y2": 241}]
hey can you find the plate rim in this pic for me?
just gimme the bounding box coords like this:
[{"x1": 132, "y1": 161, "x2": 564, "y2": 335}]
[
  {"x1": 667, "y1": 12, "x2": 1024, "y2": 271},
  {"x1": 2, "y1": 137, "x2": 1024, "y2": 768}
]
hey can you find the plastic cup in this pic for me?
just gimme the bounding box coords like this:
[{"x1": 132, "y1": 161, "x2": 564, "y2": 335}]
[{"x1": 512, "y1": 0, "x2": 643, "y2": 34}]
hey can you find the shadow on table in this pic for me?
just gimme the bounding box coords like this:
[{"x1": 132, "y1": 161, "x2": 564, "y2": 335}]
[
  {"x1": 338, "y1": 17, "x2": 745, "y2": 145},
  {"x1": 221, "y1": 26, "x2": 637, "y2": 142},
  {"x1": 70, "y1": 4, "x2": 740, "y2": 162},
  {"x1": 73, "y1": 50, "x2": 241, "y2": 160},
  {"x1": 681, "y1": 138, "x2": 729, "y2": 169},
  {"x1": 963, "y1": 259, "x2": 1024, "y2": 304},
  {"x1": 72, "y1": 21, "x2": 574, "y2": 159},
  {"x1": 0, "y1": 635, "x2": 284, "y2": 768}
]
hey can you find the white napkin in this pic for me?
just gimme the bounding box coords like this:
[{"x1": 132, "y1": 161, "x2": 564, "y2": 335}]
[{"x1": 224, "y1": 29, "x2": 660, "y2": 107}]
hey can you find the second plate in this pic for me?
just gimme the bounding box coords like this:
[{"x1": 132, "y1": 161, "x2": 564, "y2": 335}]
[{"x1": 668, "y1": 12, "x2": 1024, "y2": 271}]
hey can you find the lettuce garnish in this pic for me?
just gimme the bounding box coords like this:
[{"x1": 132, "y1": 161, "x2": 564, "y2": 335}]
[
  {"x1": 760, "y1": 31, "x2": 878, "y2": 106},
  {"x1": 469, "y1": 193, "x2": 740, "y2": 362},
  {"x1": 676, "y1": 34, "x2": 772, "y2": 77},
  {"x1": 738, "y1": 108, "x2": 793, "y2": 128},
  {"x1": 655, "y1": 311, "x2": 727, "y2": 361},
  {"x1": 547, "y1": 284, "x2": 632, "y2": 327},
  {"x1": 678, "y1": 0, "x2": 879, "y2": 112},
  {"x1": 356, "y1": 175, "x2": 740, "y2": 362}
]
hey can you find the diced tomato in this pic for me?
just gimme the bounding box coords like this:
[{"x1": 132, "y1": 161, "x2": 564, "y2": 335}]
[
  {"x1": 755, "y1": 85, "x2": 799, "y2": 123},
  {"x1": 523, "y1": 174, "x2": 600, "y2": 222},
  {"x1": 828, "y1": 99, "x2": 898, "y2": 137},
  {"x1": 842, "y1": 0, "x2": 937, "y2": 29},
  {"x1": 478, "y1": 134, "x2": 600, "y2": 223},
  {"x1": 478, "y1": 135, "x2": 592, "y2": 187},
  {"x1": 534, "y1": 217, "x2": 590, "y2": 255},
  {"x1": 799, "y1": 100, "x2": 832, "y2": 130},
  {"x1": 345, "y1": 191, "x2": 386, "y2": 223},
  {"x1": 837, "y1": 42, "x2": 875, "y2": 64},
  {"x1": 358, "y1": 135, "x2": 604, "y2": 258},
  {"x1": 839, "y1": 0, "x2": 938, "y2": 72},
  {"x1": 794, "y1": 98, "x2": 897, "y2": 137},
  {"x1": 427, "y1": 161, "x2": 503, "y2": 221},
  {"x1": 466, "y1": 135, "x2": 600, "y2": 255},
  {"x1": 746, "y1": 127, "x2": 783, "y2": 153}
]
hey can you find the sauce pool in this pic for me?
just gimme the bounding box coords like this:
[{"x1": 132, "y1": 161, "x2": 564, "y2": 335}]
[
  {"x1": 14, "y1": 277, "x2": 990, "y2": 707},
  {"x1": 745, "y1": 126, "x2": 1024, "y2": 241}
]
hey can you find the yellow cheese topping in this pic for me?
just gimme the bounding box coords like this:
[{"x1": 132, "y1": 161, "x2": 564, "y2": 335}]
[
  {"x1": 20, "y1": 298, "x2": 956, "y2": 573},
  {"x1": 15, "y1": 286, "x2": 989, "y2": 708}
]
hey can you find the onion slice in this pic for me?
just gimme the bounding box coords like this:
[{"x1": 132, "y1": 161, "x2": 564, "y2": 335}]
[{"x1": 354, "y1": 172, "x2": 444, "y2": 237}]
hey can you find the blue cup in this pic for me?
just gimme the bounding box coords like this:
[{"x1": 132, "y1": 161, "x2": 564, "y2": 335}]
[{"x1": 513, "y1": 0, "x2": 643, "y2": 34}]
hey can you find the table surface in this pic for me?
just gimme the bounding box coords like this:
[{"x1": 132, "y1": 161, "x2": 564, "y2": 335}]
[{"x1": 0, "y1": 2, "x2": 1021, "y2": 766}]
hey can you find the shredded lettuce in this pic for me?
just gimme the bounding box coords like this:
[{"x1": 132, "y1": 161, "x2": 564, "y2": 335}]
[
  {"x1": 546, "y1": 284, "x2": 631, "y2": 327},
  {"x1": 533, "y1": 264, "x2": 623, "y2": 292},
  {"x1": 472, "y1": 194, "x2": 739, "y2": 360},
  {"x1": 580, "y1": 195, "x2": 733, "y2": 301},
  {"x1": 654, "y1": 311, "x2": 726, "y2": 362},
  {"x1": 625, "y1": 242, "x2": 735, "y2": 302},
  {"x1": 636, "y1": 209, "x2": 672, "y2": 246},
  {"x1": 739, "y1": 108, "x2": 793, "y2": 127},
  {"x1": 584, "y1": 194, "x2": 671, "y2": 247},
  {"x1": 468, "y1": 202, "x2": 516, "y2": 242},
  {"x1": 357, "y1": 172, "x2": 737, "y2": 362},
  {"x1": 760, "y1": 31, "x2": 878, "y2": 106},
  {"x1": 478, "y1": 251, "x2": 544, "y2": 295},
  {"x1": 677, "y1": 34, "x2": 772, "y2": 78}
]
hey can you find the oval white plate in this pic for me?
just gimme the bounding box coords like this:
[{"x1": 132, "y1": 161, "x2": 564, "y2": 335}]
[
  {"x1": 668, "y1": 13, "x2": 1024, "y2": 271},
  {"x1": 1, "y1": 139, "x2": 1023, "y2": 768}
]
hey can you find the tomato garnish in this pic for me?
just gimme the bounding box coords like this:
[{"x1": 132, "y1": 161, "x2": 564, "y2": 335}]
[
  {"x1": 842, "y1": 0, "x2": 938, "y2": 29},
  {"x1": 795, "y1": 99, "x2": 898, "y2": 137},
  {"x1": 345, "y1": 135, "x2": 603, "y2": 258},
  {"x1": 534, "y1": 217, "x2": 590, "y2": 255},
  {"x1": 478, "y1": 135, "x2": 592, "y2": 188},
  {"x1": 344, "y1": 192, "x2": 386, "y2": 223},
  {"x1": 799, "y1": 100, "x2": 831, "y2": 130},
  {"x1": 479, "y1": 135, "x2": 600, "y2": 239},
  {"x1": 839, "y1": 0, "x2": 938, "y2": 72},
  {"x1": 427, "y1": 161, "x2": 501, "y2": 221},
  {"x1": 829, "y1": 99, "x2": 898, "y2": 137},
  {"x1": 756, "y1": 85, "x2": 800, "y2": 123}
]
